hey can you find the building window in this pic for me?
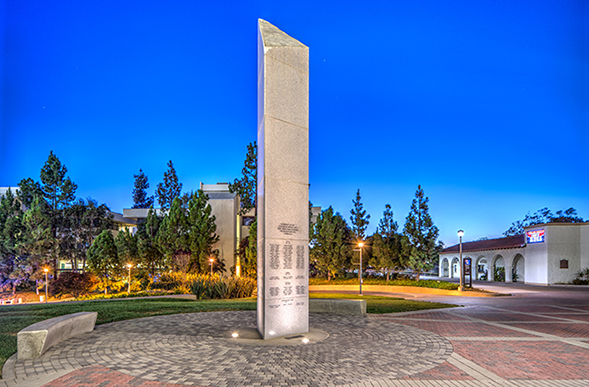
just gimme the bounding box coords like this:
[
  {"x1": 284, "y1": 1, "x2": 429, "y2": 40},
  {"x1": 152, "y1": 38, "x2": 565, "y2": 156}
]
[{"x1": 560, "y1": 259, "x2": 569, "y2": 269}]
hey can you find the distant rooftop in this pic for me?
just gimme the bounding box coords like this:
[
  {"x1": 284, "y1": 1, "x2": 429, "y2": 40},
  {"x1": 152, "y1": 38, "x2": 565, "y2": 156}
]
[{"x1": 442, "y1": 234, "x2": 526, "y2": 253}]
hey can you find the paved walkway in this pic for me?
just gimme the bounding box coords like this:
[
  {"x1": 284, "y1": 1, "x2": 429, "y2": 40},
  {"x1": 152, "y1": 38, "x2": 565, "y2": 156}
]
[{"x1": 2, "y1": 283, "x2": 589, "y2": 386}]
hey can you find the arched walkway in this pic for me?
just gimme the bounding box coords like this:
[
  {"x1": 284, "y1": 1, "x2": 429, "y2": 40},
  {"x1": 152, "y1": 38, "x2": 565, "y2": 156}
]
[
  {"x1": 476, "y1": 257, "x2": 489, "y2": 280},
  {"x1": 512, "y1": 254, "x2": 525, "y2": 283},
  {"x1": 492, "y1": 255, "x2": 505, "y2": 282},
  {"x1": 451, "y1": 257, "x2": 460, "y2": 278},
  {"x1": 441, "y1": 258, "x2": 449, "y2": 277}
]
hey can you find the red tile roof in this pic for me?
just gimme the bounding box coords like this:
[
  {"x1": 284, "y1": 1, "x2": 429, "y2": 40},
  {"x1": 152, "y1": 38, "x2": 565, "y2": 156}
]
[{"x1": 442, "y1": 234, "x2": 525, "y2": 253}]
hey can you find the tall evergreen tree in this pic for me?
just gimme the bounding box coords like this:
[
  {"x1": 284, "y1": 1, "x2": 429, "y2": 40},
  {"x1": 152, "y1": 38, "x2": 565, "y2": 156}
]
[
  {"x1": 403, "y1": 185, "x2": 440, "y2": 280},
  {"x1": 86, "y1": 230, "x2": 120, "y2": 294},
  {"x1": 310, "y1": 206, "x2": 352, "y2": 280},
  {"x1": 22, "y1": 151, "x2": 78, "y2": 278},
  {"x1": 156, "y1": 160, "x2": 182, "y2": 210},
  {"x1": 229, "y1": 142, "x2": 257, "y2": 215},
  {"x1": 136, "y1": 207, "x2": 164, "y2": 277},
  {"x1": 64, "y1": 198, "x2": 112, "y2": 272},
  {"x1": 132, "y1": 169, "x2": 154, "y2": 209},
  {"x1": 350, "y1": 189, "x2": 370, "y2": 241},
  {"x1": 243, "y1": 220, "x2": 257, "y2": 277},
  {"x1": 370, "y1": 204, "x2": 404, "y2": 280},
  {"x1": 116, "y1": 228, "x2": 139, "y2": 267},
  {"x1": 0, "y1": 188, "x2": 25, "y2": 291},
  {"x1": 187, "y1": 190, "x2": 220, "y2": 273},
  {"x1": 17, "y1": 178, "x2": 42, "y2": 208},
  {"x1": 156, "y1": 198, "x2": 191, "y2": 273}
]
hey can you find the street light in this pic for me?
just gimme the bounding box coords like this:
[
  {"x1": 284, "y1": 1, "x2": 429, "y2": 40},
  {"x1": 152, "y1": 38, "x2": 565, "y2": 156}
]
[
  {"x1": 43, "y1": 268, "x2": 49, "y2": 303},
  {"x1": 358, "y1": 242, "x2": 364, "y2": 295},
  {"x1": 209, "y1": 258, "x2": 214, "y2": 277},
  {"x1": 126, "y1": 264, "x2": 133, "y2": 293},
  {"x1": 457, "y1": 230, "x2": 464, "y2": 291}
]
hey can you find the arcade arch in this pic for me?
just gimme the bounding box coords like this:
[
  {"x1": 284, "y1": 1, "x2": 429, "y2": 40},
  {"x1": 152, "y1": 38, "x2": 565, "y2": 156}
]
[
  {"x1": 512, "y1": 254, "x2": 525, "y2": 283},
  {"x1": 492, "y1": 255, "x2": 505, "y2": 282}
]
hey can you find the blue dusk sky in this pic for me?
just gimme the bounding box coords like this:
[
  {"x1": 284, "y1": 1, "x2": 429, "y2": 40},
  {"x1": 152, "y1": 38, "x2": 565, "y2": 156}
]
[{"x1": 1, "y1": 0, "x2": 587, "y2": 247}]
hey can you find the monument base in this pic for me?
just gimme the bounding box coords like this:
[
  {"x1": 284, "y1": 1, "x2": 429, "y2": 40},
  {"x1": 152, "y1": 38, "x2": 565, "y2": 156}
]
[{"x1": 225, "y1": 327, "x2": 328, "y2": 346}]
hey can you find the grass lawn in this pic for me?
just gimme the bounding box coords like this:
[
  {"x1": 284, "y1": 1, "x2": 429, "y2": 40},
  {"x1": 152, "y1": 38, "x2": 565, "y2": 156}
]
[
  {"x1": 309, "y1": 277, "x2": 460, "y2": 290},
  {"x1": 0, "y1": 295, "x2": 456, "y2": 378}
]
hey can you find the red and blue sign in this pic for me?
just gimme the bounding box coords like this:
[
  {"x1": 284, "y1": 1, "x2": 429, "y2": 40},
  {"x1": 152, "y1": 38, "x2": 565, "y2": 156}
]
[{"x1": 527, "y1": 229, "x2": 545, "y2": 243}]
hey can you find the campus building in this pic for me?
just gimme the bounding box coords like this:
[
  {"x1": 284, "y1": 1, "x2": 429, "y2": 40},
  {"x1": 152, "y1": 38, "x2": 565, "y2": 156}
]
[{"x1": 439, "y1": 222, "x2": 589, "y2": 285}]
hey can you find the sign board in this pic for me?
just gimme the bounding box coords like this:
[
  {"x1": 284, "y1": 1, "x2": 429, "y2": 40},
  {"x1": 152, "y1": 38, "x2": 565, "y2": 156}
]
[
  {"x1": 464, "y1": 258, "x2": 471, "y2": 275},
  {"x1": 526, "y1": 229, "x2": 545, "y2": 244}
]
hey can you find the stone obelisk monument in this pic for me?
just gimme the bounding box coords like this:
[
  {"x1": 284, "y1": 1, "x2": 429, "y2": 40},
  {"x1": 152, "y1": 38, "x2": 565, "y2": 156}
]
[{"x1": 257, "y1": 19, "x2": 309, "y2": 339}]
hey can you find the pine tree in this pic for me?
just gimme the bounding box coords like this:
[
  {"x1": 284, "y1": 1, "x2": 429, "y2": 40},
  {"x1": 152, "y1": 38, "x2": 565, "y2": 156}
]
[
  {"x1": 136, "y1": 207, "x2": 164, "y2": 277},
  {"x1": 229, "y1": 142, "x2": 257, "y2": 215},
  {"x1": 403, "y1": 185, "x2": 440, "y2": 280},
  {"x1": 0, "y1": 188, "x2": 25, "y2": 292},
  {"x1": 310, "y1": 207, "x2": 352, "y2": 280},
  {"x1": 350, "y1": 189, "x2": 370, "y2": 241},
  {"x1": 370, "y1": 204, "x2": 403, "y2": 280},
  {"x1": 156, "y1": 197, "x2": 190, "y2": 273},
  {"x1": 116, "y1": 228, "x2": 138, "y2": 267},
  {"x1": 86, "y1": 230, "x2": 120, "y2": 294},
  {"x1": 156, "y1": 160, "x2": 182, "y2": 210},
  {"x1": 244, "y1": 220, "x2": 257, "y2": 277},
  {"x1": 187, "y1": 190, "x2": 220, "y2": 273},
  {"x1": 132, "y1": 169, "x2": 154, "y2": 209}
]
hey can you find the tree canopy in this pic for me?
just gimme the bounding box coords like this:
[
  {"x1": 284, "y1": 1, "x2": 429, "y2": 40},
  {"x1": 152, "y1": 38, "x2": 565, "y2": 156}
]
[
  {"x1": 132, "y1": 169, "x2": 154, "y2": 209},
  {"x1": 311, "y1": 206, "x2": 352, "y2": 280},
  {"x1": 156, "y1": 160, "x2": 182, "y2": 210},
  {"x1": 350, "y1": 189, "x2": 370, "y2": 242},
  {"x1": 229, "y1": 142, "x2": 257, "y2": 216},
  {"x1": 504, "y1": 207, "x2": 585, "y2": 236}
]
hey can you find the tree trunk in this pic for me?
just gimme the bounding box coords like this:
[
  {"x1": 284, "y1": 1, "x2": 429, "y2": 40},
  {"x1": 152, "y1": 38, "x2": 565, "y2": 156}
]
[{"x1": 386, "y1": 268, "x2": 390, "y2": 282}]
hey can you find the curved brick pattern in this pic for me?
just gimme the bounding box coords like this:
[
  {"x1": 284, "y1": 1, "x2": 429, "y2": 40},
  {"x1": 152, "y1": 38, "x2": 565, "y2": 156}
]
[
  {"x1": 43, "y1": 366, "x2": 191, "y2": 387},
  {"x1": 6, "y1": 312, "x2": 452, "y2": 387}
]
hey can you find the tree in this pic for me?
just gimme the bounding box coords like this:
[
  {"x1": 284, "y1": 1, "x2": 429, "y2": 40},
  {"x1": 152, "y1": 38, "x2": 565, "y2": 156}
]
[
  {"x1": 64, "y1": 198, "x2": 112, "y2": 272},
  {"x1": 229, "y1": 142, "x2": 257, "y2": 215},
  {"x1": 350, "y1": 189, "x2": 370, "y2": 241},
  {"x1": 136, "y1": 207, "x2": 164, "y2": 277},
  {"x1": 116, "y1": 228, "x2": 139, "y2": 267},
  {"x1": 21, "y1": 151, "x2": 78, "y2": 278},
  {"x1": 132, "y1": 169, "x2": 154, "y2": 209},
  {"x1": 156, "y1": 198, "x2": 191, "y2": 273},
  {"x1": 310, "y1": 207, "x2": 352, "y2": 280},
  {"x1": 370, "y1": 204, "x2": 404, "y2": 280},
  {"x1": 504, "y1": 207, "x2": 585, "y2": 236},
  {"x1": 17, "y1": 178, "x2": 42, "y2": 208},
  {"x1": 244, "y1": 220, "x2": 257, "y2": 277},
  {"x1": 87, "y1": 230, "x2": 120, "y2": 294},
  {"x1": 156, "y1": 160, "x2": 182, "y2": 210},
  {"x1": 403, "y1": 185, "x2": 440, "y2": 280},
  {"x1": 187, "y1": 190, "x2": 220, "y2": 273},
  {"x1": 0, "y1": 188, "x2": 25, "y2": 293}
]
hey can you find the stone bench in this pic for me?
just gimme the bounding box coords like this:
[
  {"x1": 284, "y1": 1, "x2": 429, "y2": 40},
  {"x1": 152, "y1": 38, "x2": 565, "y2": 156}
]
[
  {"x1": 17, "y1": 312, "x2": 97, "y2": 359},
  {"x1": 309, "y1": 298, "x2": 366, "y2": 315}
]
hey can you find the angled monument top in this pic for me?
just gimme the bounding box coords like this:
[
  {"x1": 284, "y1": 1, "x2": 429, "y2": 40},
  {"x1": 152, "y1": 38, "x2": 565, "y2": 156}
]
[{"x1": 259, "y1": 19, "x2": 307, "y2": 48}]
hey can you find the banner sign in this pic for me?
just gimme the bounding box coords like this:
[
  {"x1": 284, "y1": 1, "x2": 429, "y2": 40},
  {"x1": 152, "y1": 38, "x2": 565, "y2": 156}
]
[{"x1": 527, "y1": 229, "x2": 545, "y2": 244}]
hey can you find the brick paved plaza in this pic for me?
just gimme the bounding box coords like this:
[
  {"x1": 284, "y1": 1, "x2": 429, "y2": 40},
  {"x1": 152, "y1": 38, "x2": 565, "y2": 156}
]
[{"x1": 2, "y1": 282, "x2": 589, "y2": 387}]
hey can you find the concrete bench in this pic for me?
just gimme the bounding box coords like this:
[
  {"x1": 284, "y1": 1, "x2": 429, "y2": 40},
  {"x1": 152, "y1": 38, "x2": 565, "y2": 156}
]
[
  {"x1": 17, "y1": 312, "x2": 97, "y2": 359},
  {"x1": 309, "y1": 298, "x2": 366, "y2": 315}
]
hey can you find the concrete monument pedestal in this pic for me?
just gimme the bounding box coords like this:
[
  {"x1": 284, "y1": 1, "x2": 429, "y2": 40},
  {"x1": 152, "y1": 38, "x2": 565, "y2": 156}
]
[{"x1": 257, "y1": 19, "x2": 309, "y2": 339}]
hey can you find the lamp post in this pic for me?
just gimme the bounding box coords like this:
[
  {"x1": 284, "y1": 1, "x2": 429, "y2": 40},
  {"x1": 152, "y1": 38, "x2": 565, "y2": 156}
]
[
  {"x1": 358, "y1": 242, "x2": 364, "y2": 295},
  {"x1": 457, "y1": 230, "x2": 464, "y2": 291},
  {"x1": 126, "y1": 264, "x2": 133, "y2": 293},
  {"x1": 43, "y1": 268, "x2": 49, "y2": 303},
  {"x1": 209, "y1": 258, "x2": 214, "y2": 277}
]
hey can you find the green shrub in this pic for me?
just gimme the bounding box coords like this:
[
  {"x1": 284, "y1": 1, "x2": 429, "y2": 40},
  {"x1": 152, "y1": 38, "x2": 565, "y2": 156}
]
[
  {"x1": 573, "y1": 268, "x2": 589, "y2": 285},
  {"x1": 187, "y1": 275, "x2": 256, "y2": 299},
  {"x1": 49, "y1": 272, "x2": 99, "y2": 298},
  {"x1": 151, "y1": 272, "x2": 186, "y2": 290},
  {"x1": 494, "y1": 267, "x2": 505, "y2": 282}
]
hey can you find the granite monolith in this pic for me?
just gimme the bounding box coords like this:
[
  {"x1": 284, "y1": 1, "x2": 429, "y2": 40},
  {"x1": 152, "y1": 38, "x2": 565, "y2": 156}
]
[{"x1": 257, "y1": 19, "x2": 309, "y2": 339}]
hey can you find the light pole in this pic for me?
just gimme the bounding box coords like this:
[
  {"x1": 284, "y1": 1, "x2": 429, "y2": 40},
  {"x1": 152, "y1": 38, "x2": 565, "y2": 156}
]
[
  {"x1": 358, "y1": 242, "x2": 364, "y2": 295},
  {"x1": 126, "y1": 264, "x2": 133, "y2": 293},
  {"x1": 209, "y1": 258, "x2": 214, "y2": 277},
  {"x1": 43, "y1": 268, "x2": 49, "y2": 303},
  {"x1": 458, "y1": 230, "x2": 464, "y2": 291}
]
